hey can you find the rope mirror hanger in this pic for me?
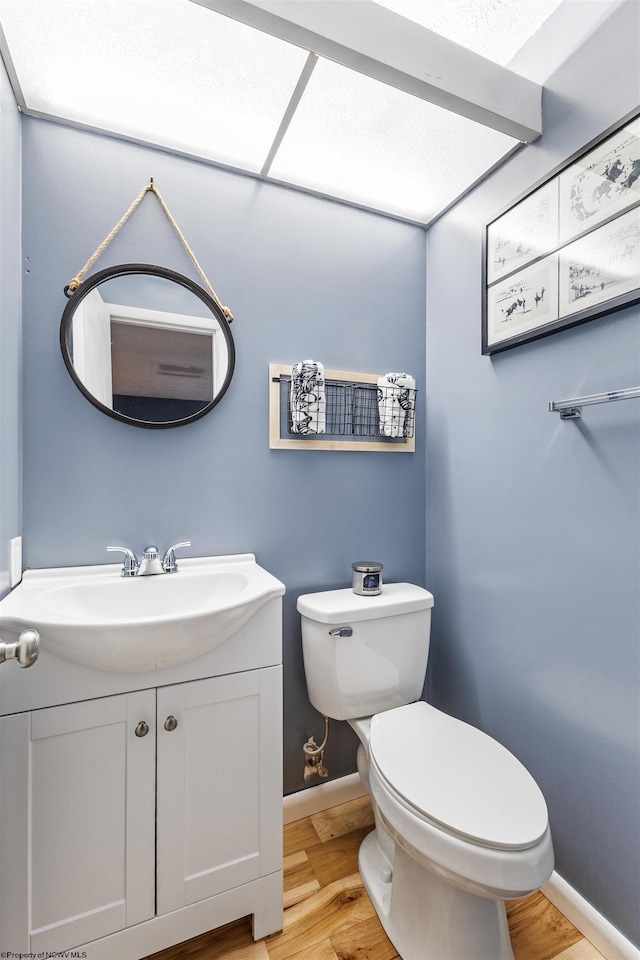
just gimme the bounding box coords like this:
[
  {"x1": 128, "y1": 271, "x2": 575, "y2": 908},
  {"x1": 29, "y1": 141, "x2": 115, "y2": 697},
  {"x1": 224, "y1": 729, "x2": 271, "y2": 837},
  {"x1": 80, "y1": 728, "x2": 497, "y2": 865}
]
[
  {"x1": 64, "y1": 178, "x2": 233, "y2": 323},
  {"x1": 60, "y1": 181, "x2": 235, "y2": 429}
]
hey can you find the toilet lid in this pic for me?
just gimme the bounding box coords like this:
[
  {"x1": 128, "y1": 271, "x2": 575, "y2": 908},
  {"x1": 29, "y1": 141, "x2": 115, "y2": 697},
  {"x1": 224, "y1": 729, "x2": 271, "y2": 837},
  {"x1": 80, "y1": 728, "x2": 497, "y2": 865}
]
[{"x1": 369, "y1": 702, "x2": 549, "y2": 850}]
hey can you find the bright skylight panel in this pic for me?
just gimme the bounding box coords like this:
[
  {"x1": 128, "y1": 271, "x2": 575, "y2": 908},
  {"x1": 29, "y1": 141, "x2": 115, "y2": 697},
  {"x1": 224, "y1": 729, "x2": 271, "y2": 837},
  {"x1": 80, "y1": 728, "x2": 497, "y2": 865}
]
[
  {"x1": 0, "y1": 0, "x2": 310, "y2": 172},
  {"x1": 269, "y1": 58, "x2": 518, "y2": 223},
  {"x1": 0, "y1": 0, "x2": 562, "y2": 222}
]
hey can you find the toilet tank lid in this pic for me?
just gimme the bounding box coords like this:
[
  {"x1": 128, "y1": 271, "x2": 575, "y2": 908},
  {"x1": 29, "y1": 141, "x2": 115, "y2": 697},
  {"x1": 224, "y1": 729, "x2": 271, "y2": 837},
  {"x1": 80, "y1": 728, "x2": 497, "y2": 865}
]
[{"x1": 297, "y1": 583, "x2": 434, "y2": 623}]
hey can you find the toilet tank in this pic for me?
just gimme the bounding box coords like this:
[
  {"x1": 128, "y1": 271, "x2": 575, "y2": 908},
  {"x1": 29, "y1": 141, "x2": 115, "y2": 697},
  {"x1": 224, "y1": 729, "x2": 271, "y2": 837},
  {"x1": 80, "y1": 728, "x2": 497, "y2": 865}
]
[{"x1": 297, "y1": 583, "x2": 434, "y2": 721}]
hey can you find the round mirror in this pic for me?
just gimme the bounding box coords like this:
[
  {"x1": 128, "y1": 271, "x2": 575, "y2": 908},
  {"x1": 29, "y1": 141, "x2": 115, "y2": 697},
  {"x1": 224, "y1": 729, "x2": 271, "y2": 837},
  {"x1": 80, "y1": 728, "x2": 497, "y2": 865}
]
[{"x1": 60, "y1": 263, "x2": 235, "y2": 428}]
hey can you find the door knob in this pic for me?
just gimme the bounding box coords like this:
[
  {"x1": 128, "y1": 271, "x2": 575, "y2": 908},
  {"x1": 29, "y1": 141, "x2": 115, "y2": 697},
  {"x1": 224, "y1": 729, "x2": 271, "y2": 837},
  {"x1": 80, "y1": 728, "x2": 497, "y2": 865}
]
[
  {"x1": 135, "y1": 721, "x2": 149, "y2": 737},
  {"x1": 0, "y1": 628, "x2": 40, "y2": 668},
  {"x1": 164, "y1": 716, "x2": 178, "y2": 732}
]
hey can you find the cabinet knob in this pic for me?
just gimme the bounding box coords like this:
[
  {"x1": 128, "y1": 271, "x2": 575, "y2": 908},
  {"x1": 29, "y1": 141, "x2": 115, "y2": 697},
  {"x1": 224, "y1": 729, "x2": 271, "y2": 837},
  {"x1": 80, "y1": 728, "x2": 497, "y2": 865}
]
[
  {"x1": 135, "y1": 721, "x2": 150, "y2": 738},
  {"x1": 164, "y1": 715, "x2": 178, "y2": 732}
]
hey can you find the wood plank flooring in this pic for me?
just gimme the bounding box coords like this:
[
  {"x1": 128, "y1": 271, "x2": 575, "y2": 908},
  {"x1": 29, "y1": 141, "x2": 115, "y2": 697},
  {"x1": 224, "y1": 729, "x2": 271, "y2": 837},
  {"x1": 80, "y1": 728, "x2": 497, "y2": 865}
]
[{"x1": 145, "y1": 796, "x2": 606, "y2": 960}]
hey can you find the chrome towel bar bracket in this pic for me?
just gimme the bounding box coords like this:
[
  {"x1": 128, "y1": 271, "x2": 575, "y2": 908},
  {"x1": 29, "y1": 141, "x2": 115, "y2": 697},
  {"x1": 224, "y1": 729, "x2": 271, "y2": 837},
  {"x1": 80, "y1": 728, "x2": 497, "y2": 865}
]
[{"x1": 549, "y1": 386, "x2": 640, "y2": 419}]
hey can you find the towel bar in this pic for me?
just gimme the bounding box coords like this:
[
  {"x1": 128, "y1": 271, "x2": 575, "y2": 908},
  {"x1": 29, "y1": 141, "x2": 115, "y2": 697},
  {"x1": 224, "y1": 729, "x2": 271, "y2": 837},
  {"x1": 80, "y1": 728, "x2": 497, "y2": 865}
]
[{"x1": 549, "y1": 386, "x2": 640, "y2": 419}]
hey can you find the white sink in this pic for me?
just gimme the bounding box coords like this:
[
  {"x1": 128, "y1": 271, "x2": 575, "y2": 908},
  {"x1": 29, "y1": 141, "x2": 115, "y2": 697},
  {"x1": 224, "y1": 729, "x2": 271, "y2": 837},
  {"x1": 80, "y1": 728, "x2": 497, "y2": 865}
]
[{"x1": 0, "y1": 554, "x2": 285, "y2": 672}]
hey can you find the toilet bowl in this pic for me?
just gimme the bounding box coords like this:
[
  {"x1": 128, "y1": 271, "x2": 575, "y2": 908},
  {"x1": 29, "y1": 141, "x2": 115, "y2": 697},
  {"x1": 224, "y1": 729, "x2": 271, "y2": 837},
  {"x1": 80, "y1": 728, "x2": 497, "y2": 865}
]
[
  {"x1": 298, "y1": 584, "x2": 554, "y2": 960},
  {"x1": 355, "y1": 703, "x2": 553, "y2": 959}
]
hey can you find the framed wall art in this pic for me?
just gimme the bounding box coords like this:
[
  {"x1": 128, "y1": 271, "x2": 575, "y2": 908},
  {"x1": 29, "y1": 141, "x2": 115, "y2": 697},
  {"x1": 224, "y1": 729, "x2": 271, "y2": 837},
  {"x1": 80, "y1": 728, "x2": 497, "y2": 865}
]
[{"x1": 483, "y1": 110, "x2": 640, "y2": 355}]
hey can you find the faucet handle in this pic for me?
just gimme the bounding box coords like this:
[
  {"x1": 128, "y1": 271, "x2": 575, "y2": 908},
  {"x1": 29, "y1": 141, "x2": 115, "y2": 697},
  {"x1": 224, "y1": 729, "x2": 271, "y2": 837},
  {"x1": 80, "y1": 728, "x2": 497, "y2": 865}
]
[
  {"x1": 107, "y1": 546, "x2": 139, "y2": 577},
  {"x1": 162, "y1": 541, "x2": 191, "y2": 573}
]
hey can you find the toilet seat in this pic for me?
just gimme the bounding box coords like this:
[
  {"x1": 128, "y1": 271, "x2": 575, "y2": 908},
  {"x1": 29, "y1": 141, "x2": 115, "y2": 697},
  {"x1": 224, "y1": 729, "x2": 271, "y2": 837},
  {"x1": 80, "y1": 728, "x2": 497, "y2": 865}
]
[{"x1": 369, "y1": 701, "x2": 548, "y2": 851}]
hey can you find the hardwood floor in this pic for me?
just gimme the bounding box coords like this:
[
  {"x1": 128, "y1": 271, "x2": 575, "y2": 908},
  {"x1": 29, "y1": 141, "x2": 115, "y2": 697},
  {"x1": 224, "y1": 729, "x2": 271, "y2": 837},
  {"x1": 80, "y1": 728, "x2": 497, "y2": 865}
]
[{"x1": 146, "y1": 796, "x2": 605, "y2": 960}]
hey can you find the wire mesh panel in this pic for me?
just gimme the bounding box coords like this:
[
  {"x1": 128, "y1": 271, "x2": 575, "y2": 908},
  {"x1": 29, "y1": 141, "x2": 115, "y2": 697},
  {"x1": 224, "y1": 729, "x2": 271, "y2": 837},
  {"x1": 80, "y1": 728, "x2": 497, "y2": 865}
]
[
  {"x1": 284, "y1": 378, "x2": 415, "y2": 438},
  {"x1": 376, "y1": 384, "x2": 416, "y2": 438},
  {"x1": 286, "y1": 380, "x2": 352, "y2": 435},
  {"x1": 353, "y1": 384, "x2": 380, "y2": 436},
  {"x1": 326, "y1": 382, "x2": 353, "y2": 434}
]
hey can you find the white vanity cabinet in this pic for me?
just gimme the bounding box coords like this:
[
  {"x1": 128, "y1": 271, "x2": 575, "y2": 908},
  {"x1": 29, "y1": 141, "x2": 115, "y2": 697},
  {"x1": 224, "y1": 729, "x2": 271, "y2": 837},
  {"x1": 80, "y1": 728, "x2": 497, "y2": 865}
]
[
  {"x1": 0, "y1": 632, "x2": 283, "y2": 959},
  {"x1": 155, "y1": 668, "x2": 282, "y2": 916},
  {"x1": 0, "y1": 689, "x2": 158, "y2": 952}
]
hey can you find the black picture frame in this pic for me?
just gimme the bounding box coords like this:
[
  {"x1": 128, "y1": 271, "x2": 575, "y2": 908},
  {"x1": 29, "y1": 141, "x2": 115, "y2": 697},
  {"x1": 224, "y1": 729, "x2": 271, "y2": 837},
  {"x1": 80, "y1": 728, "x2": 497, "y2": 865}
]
[{"x1": 482, "y1": 110, "x2": 640, "y2": 355}]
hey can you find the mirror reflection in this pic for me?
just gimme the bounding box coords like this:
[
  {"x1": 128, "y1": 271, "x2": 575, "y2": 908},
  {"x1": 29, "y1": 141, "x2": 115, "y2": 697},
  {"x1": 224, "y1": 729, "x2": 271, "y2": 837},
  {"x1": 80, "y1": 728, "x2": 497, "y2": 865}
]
[{"x1": 60, "y1": 265, "x2": 235, "y2": 428}]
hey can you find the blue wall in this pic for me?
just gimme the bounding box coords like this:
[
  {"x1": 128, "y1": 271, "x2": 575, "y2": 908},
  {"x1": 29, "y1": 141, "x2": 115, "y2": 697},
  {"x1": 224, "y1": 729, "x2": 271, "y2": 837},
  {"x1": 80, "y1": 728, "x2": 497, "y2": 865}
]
[
  {"x1": 425, "y1": 1, "x2": 640, "y2": 946},
  {"x1": 6, "y1": 2, "x2": 639, "y2": 946},
  {"x1": 20, "y1": 118, "x2": 427, "y2": 792},
  {"x1": 0, "y1": 59, "x2": 22, "y2": 598}
]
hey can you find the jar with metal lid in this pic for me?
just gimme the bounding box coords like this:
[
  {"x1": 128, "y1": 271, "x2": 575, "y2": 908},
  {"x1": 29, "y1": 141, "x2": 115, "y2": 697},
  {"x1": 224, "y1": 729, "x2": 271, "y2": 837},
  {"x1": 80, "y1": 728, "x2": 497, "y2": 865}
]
[{"x1": 352, "y1": 561, "x2": 383, "y2": 596}]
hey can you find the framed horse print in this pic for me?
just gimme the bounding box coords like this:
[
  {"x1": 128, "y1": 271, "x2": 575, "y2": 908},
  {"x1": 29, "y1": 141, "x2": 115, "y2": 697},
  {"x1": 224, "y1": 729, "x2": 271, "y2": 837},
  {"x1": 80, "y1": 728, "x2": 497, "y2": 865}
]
[{"x1": 483, "y1": 110, "x2": 640, "y2": 355}]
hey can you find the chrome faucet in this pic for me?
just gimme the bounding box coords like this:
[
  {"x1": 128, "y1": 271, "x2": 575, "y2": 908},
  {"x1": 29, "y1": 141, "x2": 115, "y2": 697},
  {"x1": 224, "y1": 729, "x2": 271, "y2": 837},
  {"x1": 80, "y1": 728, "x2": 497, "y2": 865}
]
[
  {"x1": 138, "y1": 545, "x2": 165, "y2": 577},
  {"x1": 107, "y1": 541, "x2": 191, "y2": 577}
]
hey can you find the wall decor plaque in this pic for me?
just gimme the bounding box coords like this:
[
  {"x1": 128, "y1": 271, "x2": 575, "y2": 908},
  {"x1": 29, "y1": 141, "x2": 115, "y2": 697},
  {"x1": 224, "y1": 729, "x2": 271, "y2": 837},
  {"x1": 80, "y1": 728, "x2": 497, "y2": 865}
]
[{"x1": 483, "y1": 111, "x2": 639, "y2": 355}]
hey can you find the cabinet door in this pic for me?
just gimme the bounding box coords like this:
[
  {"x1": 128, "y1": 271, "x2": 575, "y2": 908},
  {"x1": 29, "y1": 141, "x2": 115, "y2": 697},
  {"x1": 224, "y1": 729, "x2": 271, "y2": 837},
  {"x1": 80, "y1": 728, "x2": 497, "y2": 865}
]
[
  {"x1": 0, "y1": 690, "x2": 156, "y2": 955},
  {"x1": 156, "y1": 666, "x2": 282, "y2": 915}
]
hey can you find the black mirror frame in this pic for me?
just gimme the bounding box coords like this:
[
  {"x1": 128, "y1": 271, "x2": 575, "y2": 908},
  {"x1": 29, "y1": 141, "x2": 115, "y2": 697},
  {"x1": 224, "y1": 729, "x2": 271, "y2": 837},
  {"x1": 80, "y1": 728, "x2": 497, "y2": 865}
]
[{"x1": 60, "y1": 263, "x2": 235, "y2": 429}]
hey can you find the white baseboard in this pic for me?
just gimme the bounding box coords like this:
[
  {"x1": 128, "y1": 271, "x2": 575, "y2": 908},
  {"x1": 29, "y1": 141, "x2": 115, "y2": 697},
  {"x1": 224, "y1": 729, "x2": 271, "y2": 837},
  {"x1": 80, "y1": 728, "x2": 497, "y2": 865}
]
[
  {"x1": 542, "y1": 873, "x2": 640, "y2": 960},
  {"x1": 283, "y1": 773, "x2": 367, "y2": 824}
]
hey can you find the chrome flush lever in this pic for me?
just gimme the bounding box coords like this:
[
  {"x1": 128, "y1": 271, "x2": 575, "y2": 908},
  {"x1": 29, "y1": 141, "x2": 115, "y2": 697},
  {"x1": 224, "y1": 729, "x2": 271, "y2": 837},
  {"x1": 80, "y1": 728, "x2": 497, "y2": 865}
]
[{"x1": 329, "y1": 627, "x2": 353, "y2": 638}]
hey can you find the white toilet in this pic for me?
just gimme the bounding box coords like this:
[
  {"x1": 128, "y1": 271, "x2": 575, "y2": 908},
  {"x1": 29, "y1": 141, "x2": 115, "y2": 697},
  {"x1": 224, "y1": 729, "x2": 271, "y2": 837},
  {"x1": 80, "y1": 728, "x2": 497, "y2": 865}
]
[{"x1": 297, "y1": 583, "x2": 554, "y2": 960}]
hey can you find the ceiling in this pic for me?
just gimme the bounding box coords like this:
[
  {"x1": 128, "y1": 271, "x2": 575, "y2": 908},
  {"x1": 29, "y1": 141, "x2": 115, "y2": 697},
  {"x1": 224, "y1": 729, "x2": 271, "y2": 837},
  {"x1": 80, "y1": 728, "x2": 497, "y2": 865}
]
[{"x1": 0, "y1": 0, "x2": 601, "y2": 225}]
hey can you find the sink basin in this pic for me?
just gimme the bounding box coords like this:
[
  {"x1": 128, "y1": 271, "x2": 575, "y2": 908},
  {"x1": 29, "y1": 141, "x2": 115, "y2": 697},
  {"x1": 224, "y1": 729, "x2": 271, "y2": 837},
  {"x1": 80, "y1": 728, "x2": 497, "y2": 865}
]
[{"x1": 0, "y1": 554, "x2": 285, "y2": 672}]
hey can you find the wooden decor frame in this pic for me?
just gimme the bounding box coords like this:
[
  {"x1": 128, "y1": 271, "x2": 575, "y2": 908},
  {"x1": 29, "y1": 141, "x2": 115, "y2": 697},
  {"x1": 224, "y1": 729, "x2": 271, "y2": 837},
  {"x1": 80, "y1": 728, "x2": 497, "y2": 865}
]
[{"x1": 268, "y1": 363, "x2": 416, "y2": 453}]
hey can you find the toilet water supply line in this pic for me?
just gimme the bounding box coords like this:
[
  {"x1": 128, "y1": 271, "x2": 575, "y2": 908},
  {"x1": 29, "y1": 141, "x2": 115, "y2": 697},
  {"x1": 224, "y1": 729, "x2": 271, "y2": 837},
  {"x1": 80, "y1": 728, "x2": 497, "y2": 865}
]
[{"x1": 303, "y1": 716, "x2": 330, "y2": 780}]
